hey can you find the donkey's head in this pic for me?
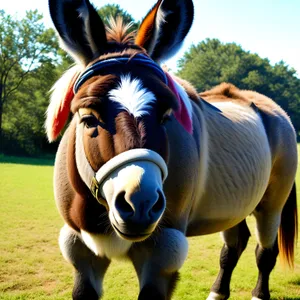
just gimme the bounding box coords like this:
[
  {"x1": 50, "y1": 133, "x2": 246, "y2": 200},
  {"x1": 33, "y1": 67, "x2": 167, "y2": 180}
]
[{"x1": 46, "y1": 0, "x2": 194, "y2": 241}]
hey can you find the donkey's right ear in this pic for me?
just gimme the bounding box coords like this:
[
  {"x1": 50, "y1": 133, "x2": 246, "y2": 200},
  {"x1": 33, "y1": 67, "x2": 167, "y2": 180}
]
[{"x1": 49, "y1": 0, "x2": 107, "y2": 65}]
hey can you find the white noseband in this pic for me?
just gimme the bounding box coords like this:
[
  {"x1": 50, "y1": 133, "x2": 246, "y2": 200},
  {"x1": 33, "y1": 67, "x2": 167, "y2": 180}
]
[
  {"x1": 92, "y1": 149, "x2": 168, "y2": 201},
  {"x1": 96, "y1": 148, "x2": 168, "y2": 187}
]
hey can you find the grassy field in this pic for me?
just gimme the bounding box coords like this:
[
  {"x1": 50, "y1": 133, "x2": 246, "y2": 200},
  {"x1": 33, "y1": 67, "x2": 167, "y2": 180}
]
[{"x1": 0, "y1": 155, "x2": 299, "y2": 299}]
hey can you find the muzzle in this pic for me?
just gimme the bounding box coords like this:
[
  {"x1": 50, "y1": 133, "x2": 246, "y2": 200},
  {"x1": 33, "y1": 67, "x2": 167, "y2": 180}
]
[{"x1": 90, "y1": 149, "x2": 168, "y2": 205}]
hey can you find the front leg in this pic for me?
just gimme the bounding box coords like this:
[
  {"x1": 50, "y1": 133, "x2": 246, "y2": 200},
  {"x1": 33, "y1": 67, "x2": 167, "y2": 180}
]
[
  {"x1": 129, "y1": 228, "x2": 188, "y2": 300},
  {"x1": 59, "y1": 224, "x2": 110, "y2": 300}
]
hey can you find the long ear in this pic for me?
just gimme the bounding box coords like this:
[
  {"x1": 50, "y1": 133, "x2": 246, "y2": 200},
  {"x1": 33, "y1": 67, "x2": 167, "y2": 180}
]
[
  {"x1": 49, "y1": 0, "x2": 107, "y2": 65},
  {"x1": 45, "y1": 66, "x2": 82, "y2": 142},
  {"x1": 135, "y1": 0, "x2": 194, "y2": 63}
]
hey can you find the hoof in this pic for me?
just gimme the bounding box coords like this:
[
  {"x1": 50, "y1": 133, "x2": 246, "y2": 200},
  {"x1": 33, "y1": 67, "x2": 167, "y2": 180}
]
[
  {"x1": 138, "y1": 285, "x2": 165, "y2": 300},
  {"x1": 206, "y1": 292, "x2": 227, "y2": 300}
]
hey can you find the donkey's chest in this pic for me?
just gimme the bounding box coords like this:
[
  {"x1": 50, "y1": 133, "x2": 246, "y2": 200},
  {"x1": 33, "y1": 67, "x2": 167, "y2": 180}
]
[{"x1": 81, "y1": 230, "x2": 132, "y2": 259}]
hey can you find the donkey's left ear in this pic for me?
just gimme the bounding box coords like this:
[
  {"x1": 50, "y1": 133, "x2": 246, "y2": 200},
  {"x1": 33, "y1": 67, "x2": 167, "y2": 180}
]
[{"x1": 135, "y1": 0, "x2": 194, "y2": 63}]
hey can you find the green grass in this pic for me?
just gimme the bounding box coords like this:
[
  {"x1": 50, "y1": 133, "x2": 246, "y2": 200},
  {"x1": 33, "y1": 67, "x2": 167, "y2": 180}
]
[{"x1": 0, "y1": 155, "x2": 300, "y2": 299}]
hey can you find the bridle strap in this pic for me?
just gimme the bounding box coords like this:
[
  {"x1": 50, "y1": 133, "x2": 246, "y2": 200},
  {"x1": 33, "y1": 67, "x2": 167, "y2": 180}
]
[
  {"x1": 90, "y1": 177, "x2": 103, "y2": 204},
  {"x1": 74, "y1": 54, "x2": 168, "y2": 93}
]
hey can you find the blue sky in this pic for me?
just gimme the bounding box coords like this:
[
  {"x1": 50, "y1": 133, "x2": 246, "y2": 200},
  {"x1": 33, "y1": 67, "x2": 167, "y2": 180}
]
[{"x1": 2, "y1": 0, "x2": 300, "y2": 77}]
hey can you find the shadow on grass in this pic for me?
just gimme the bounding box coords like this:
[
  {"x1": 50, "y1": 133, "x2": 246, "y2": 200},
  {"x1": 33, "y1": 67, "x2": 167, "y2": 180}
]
[
  {"x1": 275, "y1": 277, "x2": 300, "y2": 299},
  {"x1": 288, "y1": 278, "x2": 300, "y2": 286},
  {"x1": 0, "y1": 154, "x2": 54, "y2": 166}
]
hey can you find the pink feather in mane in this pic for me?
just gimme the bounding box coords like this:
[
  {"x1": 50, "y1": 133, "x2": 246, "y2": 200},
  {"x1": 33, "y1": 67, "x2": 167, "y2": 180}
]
[{"x1": 165, "y1": 72, "x2": 193, "y2": 134}]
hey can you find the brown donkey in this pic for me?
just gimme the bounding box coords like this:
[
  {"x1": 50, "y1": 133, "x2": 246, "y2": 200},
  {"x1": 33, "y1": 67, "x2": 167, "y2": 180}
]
[{"x1": 46, "y1": 0, "x2": 298, "y2": 299}]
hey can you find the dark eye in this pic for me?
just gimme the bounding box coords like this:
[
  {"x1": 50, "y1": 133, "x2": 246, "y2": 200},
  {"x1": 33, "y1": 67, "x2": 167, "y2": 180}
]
[
  {"x1": 161, "y1": 115, "x2": 171, "y2": 125},
  {"x1": 161, "y1": 109, "x2": 172, "y2": 125},
  {"x1": 80, "y1": 115, "x2": 99, "y2": 128}
]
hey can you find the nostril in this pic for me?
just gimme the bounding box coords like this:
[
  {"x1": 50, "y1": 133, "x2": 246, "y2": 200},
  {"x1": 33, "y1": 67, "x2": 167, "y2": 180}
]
[
  {"x1": 115, "y1": 191, "x2": 134, "y2": 216},
  {"x1": 151, "y1": 191, "x2": 165, "y2": 215}
]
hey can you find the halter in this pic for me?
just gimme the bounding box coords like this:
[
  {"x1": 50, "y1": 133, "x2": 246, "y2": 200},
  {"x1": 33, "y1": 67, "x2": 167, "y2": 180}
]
[
  {"x1": 74, "y1": 54, "x2": 168, "y2": 93},
  {"x1": 91, "y1": 149, "x2": 168, "y2": 201}
]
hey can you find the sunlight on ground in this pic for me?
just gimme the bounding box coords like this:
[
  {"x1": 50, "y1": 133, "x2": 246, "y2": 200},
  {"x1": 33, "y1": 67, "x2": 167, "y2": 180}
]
[{"x1": 0, "y1": 155, "x2": 299, "y2": 299}]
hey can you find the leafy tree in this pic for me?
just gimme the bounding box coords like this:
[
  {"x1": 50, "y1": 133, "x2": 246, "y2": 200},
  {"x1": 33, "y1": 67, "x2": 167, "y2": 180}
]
[
  {"x1": 177, "y1": 38, "x2": 300, "y2": 135},
  {"x1": 0, "y1": 10, "x2": 59, "y2": 153},
  {"x1": 177, "y1": 39, "x2": 269, "y2": 91},
  {"x1": 1, "y1": 5, "x2": 140, "y2": 156},
  {"x1": 98, "y1": 4, "x2": 139, "y2": 31},
  {"x1": 2, "y1": 59, "x2": 60, "y2": 156}
]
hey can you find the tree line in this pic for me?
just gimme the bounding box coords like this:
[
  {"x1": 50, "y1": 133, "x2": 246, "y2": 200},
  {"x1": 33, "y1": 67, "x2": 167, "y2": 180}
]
[
  {"x1": 177, "y1": 39, "x2": 300, "y2": 133},
  {"x1": 1, "y1": 6, "x2": 299, "y2": 157}
]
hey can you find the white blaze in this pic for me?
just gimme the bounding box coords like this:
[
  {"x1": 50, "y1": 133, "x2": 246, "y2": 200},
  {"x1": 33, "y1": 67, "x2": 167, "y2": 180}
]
[{"x1": 109, "y1": 75, "x2": 156, "y2": 117}]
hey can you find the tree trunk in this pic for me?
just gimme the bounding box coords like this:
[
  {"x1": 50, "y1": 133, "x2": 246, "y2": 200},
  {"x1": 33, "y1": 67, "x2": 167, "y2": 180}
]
[{"x1": 0, "y1": 104, "x2": 3, "y2": 154}]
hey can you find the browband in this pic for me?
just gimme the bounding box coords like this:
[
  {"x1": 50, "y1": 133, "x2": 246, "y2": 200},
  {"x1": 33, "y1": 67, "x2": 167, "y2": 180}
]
[{"x1": 74, "y1": 54, "x2": 168, "y2": 93}]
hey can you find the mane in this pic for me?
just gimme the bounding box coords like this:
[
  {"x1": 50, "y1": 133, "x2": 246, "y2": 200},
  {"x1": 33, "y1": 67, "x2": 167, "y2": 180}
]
[
  {"x1": 106, "y1": 16, "x2": 136, "y2": 44},
  {"x1": 200, "y1": 82, "x2": 289, "y2": 118},
  {"x1": 200, "y1": 83, "x2": 250, "y2": 104}
]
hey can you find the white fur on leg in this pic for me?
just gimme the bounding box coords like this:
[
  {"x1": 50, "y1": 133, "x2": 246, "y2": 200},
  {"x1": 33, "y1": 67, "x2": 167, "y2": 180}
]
[
  {"x1": 151, "y1": 228, "x2": 188, "y2": 273},
  {"x1": 59, "y1": 224, "x2": 79, "y2": 264},
  {"x1": 251, "y1": 297, "x2": 262, "y2": 300},
  {"x1": 81, "y1": 230, "x2": 132, "y2": 259},
  {"x1": 206, "y1": 292, "x2": 227, "y2": 300}
]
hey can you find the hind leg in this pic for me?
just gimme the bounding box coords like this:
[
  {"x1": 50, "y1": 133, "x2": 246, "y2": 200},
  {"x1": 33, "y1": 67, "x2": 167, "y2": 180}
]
[
  {"x1": 251, "y1": 208, "x2": 281, "y2": 300},
  {"x1": 207, "y1": 220, "x2": 251, "y2": 300},
  {"x1": 251, "y1": 167, "x2": 296, "y2": 300},
  {"x1": 59, "y1": 224, "x2": 110, "y2": 300}
]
